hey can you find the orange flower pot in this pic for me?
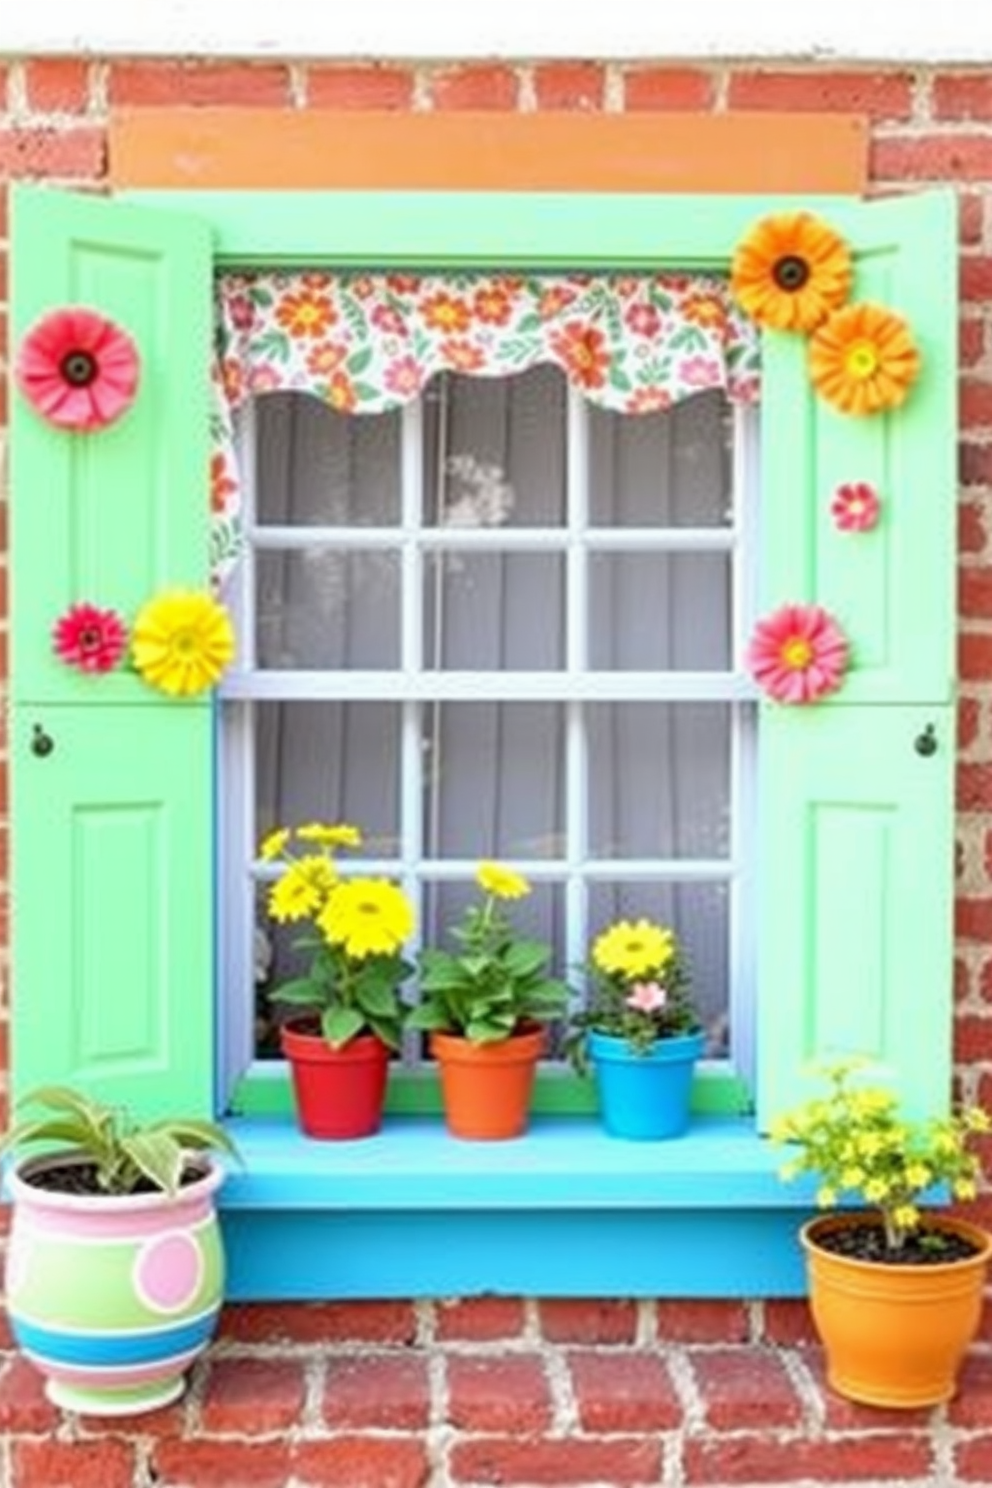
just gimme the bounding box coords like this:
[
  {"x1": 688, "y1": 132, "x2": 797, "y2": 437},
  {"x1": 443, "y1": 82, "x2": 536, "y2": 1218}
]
[
  {"x1": 430, "y1": 1025, "x2": 545, "y2": 1141},
  {"x1": 801, "y1": 1212, "x2": 992, "y2": 1408}
]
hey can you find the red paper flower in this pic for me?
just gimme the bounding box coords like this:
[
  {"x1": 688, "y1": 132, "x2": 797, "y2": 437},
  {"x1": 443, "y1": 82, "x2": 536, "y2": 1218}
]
[
  {"x1": 831, "y1": 481, "x2": 881, "y2": 533},
  {"x1": 52, "y1": 603, "x2": 129, "y2": 674},
  {"x1": 747, "y1": 604, "x2": 849, "y2": 704},
  {"x1": 16, "y1": 307, "x2": 140, "y2": 431}
]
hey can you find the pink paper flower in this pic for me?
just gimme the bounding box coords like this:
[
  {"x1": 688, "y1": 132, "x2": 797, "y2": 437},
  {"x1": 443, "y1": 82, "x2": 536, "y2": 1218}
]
[
  {"x1": 747, "y1": 603, "x2": 849, "y2": 704},
  {"x1": 16, "y1": 307, "x2": 140, "y2": 431},
  {"x1": 625, "y1": 982, "x2": 669, "y2": 1014},
  {"x1": 831, "y1": 481, "x2": 881, "y2": 533},
  {"x1": 52, "y1": 603, "x2": 128, "y2": 674}
]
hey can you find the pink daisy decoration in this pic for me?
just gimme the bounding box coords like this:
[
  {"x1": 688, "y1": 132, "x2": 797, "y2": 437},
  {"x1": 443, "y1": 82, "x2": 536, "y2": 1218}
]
[
  {"x1": 16, "y1": 307, "x2": 140, "y2": 432},
  {"x1": 746, "y1": 603, "x2": 849, "y2": 704},
  {"x1": 831, "y1": 481, "x2": 881, "y2": 533},
  {"x1": 625, "y1": 982, "x2": 669, "y2": 1014},
  {"x1": 52, "y1": 603, "x2": 129, "y2": 674}
]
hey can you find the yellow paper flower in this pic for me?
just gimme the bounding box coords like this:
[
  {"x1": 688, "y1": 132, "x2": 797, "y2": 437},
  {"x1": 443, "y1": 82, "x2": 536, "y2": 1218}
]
[
  {"x1": 268, "y1": 856, "x2": 338, "y2": 922},
  {"x1": 318, "y1": 878, "x2": 415, "y2": 960},
  {"x1": 592, "y1": 919, "x2": 676, "y2": 982},
  {"x1": 131, "y1": 590, "x2": 235, "y2": 696},
  {"x1": 476, "y1": 862, "x2": 531, "y2": 900},
  {"x1": 730, "y1": 211, "x2": 853, "y2": 332},
  {"x1": 808, "y1": 301, "x2": 921, "y2": 416},
  {"x1": 296, "y1": 822, "x2": 363, "y2": 849}
]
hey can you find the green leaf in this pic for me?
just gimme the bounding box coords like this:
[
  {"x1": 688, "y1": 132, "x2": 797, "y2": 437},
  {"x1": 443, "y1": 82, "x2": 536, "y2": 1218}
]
[
  {"x1": 465, "y1": 1014, "x2": 515, "y2": 1043},
  {"x1": 502, "y1": 941, "x2": 551, "y2": 980},
  {"x1": 322, "y1": 1005, "x2": 366, "y2": 1048},
  {"x1": 122, "y1": 1131, "x2": 185, "y2": 1196},
  {"x1": 405, "y1": 1003, "x2": 451, "y2": 1031},
  {"x1": 267, "y1": 977, "x2": 324, "y2": 1006},
  {"x1": 0, "y1": 1116, "x2": 92, "y2": 1158},
  {"x1": 147, "y1": 1119, "x2": 241, "y2": 1161}
]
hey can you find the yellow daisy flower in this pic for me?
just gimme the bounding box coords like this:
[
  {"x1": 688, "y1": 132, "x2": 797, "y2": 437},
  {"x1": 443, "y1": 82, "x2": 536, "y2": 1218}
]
[
  {"x1": 268, "y1": 856, "x2": 337, "y2": 922},
  {"x1": 318, "y1": 878, "x2": 415, "y2": 960},
  {"x1": 476, "y1": 862, "x2": 531, "y2": 900},
  {"x1": 259, "y1": 827, "x2": 291, "y2": 862},
  {"x1": 295, "y1": 822, "x2": 363, "y2": 849},
  {"x1": 131, "y1": 590, "x2": 235, "y2": 697},
  {"x1": 592, "y1": 919, "x2": 676, "y2": 982}
]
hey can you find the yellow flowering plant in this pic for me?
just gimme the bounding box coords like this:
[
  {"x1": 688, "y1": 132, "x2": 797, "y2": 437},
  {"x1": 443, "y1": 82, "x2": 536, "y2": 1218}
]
[
  {"x1": 771, "y1": 1060, "x2": 991, "y2": 1256},
  {"x1": 566, "y1": 917, "x2": 700, "y2": 1069},
  {"x1": 407, "y1": 863, "x2": 569, "y2": 1044},
  {"x1": 260, "y1": 822, "x2": 415, "y2": 1050}
]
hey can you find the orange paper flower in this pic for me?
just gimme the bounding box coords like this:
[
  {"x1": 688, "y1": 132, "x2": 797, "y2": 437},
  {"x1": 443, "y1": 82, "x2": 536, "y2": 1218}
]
[
  {"x1": 730, "y1": 212, "x2": 853, "y2": 333},
  {"x1": 809, "y1": 302, "x2": 921, "y2": 416}
]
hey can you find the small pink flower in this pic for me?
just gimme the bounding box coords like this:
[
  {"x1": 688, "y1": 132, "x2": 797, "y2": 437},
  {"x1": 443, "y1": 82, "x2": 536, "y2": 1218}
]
[
  {"x1": 384, "y1": 355, "x2": 424, "y2": 399},
  {"x1": 52, "y1": 603, "x2": 128, "y2": 674},
  {"x1": 831, "y1": 481, "x2": 881, "y2": 533},
  {"x1": 625, "y1": 982, "x2": 669, "y2": 1014},
  {"x1": 16, "y1": 307, "x2": 140, "y2": 431},
  {"x1": 747, "y1": 603, "x2": 849, "y2": 704}
]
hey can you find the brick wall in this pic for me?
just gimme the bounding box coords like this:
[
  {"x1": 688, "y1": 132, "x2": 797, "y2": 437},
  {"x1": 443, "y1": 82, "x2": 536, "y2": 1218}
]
[{"x1": 2, "y1": 55, "x2": 992, "y2": 1487}]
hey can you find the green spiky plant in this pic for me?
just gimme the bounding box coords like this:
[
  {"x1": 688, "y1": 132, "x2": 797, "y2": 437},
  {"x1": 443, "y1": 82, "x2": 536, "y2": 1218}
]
[{"x1": 0, "y1": 1085, "x2": 240, "y2": 1198}]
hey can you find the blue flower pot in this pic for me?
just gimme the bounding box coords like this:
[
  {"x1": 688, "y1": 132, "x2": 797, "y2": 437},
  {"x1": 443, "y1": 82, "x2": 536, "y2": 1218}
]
[{"x1": 587, "y1": 1029, "x2": 705, "y2": 1140}]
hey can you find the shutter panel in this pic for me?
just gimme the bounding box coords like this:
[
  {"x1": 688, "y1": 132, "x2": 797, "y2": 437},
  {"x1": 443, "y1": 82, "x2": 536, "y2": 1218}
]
[
  {"x1": 761, "y1": 190, "x2": 957, "y2": 705},
  {"x1": 9, "y1": 188, "x2": 215, "y2": 1118},
  {"x1": 756, "y1": 190, "x2": 957, "y2": 1128},
  {"x1": 10, "y1": 186, "x2": 213, "y2": 705}
]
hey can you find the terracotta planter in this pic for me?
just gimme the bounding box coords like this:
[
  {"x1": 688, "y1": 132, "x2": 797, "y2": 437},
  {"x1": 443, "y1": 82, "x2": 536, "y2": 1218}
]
[
  {"x1": 280, "y1": 1019, "x2": 391, "y2": 1140},
  {"x1": 801, "y1": 1212, "x2": 992, "y2": 1408},
  {"x1": 5, "y1": 1154, "x2": 226, "y2": 1416},
  {"x1": 430, "y1": 1024, "x2": 545, "y2": 1140}
]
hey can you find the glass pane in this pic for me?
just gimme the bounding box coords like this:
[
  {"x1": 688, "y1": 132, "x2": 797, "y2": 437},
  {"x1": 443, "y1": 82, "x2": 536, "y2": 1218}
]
[
  {"x1": 424, "y1": 553, "x2": 565, "y2": 670},
  {"x1": 423, "y1": 703, "x2": 565, "y2": 859},
  {"x1": 255, "y1": 701, "x2": 401, "y2": 851},
  {"x1": 257, "y1": 550, "x2": 400, "y2": 668},
  {"x1": 587, "y1": 880, "x2": 729, "y2": 1057},
  {"x1": 423, "y1": 879, "x2": 565, "y2": 971},
  {"x1": 588, "y1": 389, "x2": 732, "y2": 528},
  {"x1": 588, "y1": 552, "x2": 731, "y2": 670},
  {"x1": 251, "y1": 391, "x2": 401, "y2": 525},
  {"x1": 423, "y1": 367, "x2": 567, "y2": 528},
  {"x1": 587, "y1": 704, "x2": 731, "y2": 859}
]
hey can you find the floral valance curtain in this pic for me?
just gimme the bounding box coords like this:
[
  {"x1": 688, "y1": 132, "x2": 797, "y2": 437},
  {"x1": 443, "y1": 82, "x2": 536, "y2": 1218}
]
[{"x1": 210, "y1": 271, "x2": 761, "y2": 580}]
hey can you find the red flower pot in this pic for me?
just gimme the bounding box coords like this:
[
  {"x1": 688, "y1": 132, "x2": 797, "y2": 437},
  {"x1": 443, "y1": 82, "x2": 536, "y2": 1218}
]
[{"x1": 280, "y1": 1019, "x2": 390, "y2": 1140}]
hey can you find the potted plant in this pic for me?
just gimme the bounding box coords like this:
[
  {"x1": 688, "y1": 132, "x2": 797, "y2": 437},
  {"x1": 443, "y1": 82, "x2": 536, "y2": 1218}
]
[
  {"x1": 407, "y1": 863, "x2": 569, "y2": 1140},
  {"x1": 261, "y1": 821, "x2": 415, "y2": 1139},
  {"x1": 772, "y1": 1060, "x2": 992, "y2": 1408},
  {"x1": 566, "y1": 917, "x2": 704, "y2": 1139},
  {"x1": 0, "y1": 1085, "x2": 238, "y2": 1416}
]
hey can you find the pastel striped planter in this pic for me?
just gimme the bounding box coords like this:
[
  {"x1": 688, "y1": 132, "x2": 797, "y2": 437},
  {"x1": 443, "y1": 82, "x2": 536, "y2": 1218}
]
[{"x1": 4, "y1": 1154, "x2": 226, "y2": 1415}]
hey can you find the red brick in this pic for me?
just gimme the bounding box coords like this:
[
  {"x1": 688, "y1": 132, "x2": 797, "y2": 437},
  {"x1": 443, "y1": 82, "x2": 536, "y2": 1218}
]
[
  {"x1": 962, "y1": 763, "x2": 992, "y2": 812},
  {"x1": 961, "y1": 319, "x2": 986, "y2": 369},
  {"x1": 960, "y1": 500, "x2": 988, "y2": 554},
  {"x1": 655, "y1": 1299, "x2": 749, "y2": 1343},
  {"x1": 0, "y1": 66, "x2": 9, "y2": 110},
  {"x1": 151, "y1": 1440, "x2": 293, "y2": 1488},
  {"x1": 959, "y1": 635, "x2": 992, "y2": 682},
  {"x1": 961, "y1": 379, "x2": 992, "y2": 432},
  {"x1": 533, "y1": 63, "x2": 605, "y2": 111},
  {"x1": 306, "y1": 66, "x2": 415, "y2": 110},
  {"x1": 0, "y1": 128, "x2": 105, "y2": 180},
  {"x1": 23, "y1": 59, "x2": 90, "y2": 113},
  {"x1": 445, "y1": 1354, "x2": 553, "y2": 1432},
  {"x1": 872, "y1": 134, "x2": 992, "y2": 183},
  {"x1": 955, "y1": 1012, "x2": 992, "y2": 1060},
  {"x1": 728, "y1": 68, "x2": 913, "y2": 119},
  {"x1": 934, "y1": 74, "x2": 992, "y2": 121},
  {"x1": 957, "y1": 1438, "x2": 992, "y2": 1480},
  {"x1": 622, "y1": 67, "x2": 715, "y2": 111},
  {"x1": 322, "y1": 1353, "x2": 430, "y2": 1430},
  {"x1": 961, "y1": 568, "x2": 992, "y2": 621},
  {"x1": 291, "y1": 1438, "x2": 429, "y2": 1488},
  {"x1": 539, "y1": 1298, "x2": 637, "y2": 1343},
  {"x1": 108, "y1": 62, "x2": 292, "y2": 107},
  {"x1": 0, "y1": 1354, "x2": 59, "y2": 1431},
  {"x1": 567, "y1": 1349, "x2": 681, "y2": 1431},
  {"x1": 200, "y1": 1357, "x2": 306, "y2": 1433},
  {"x1": 962, "y1": 258, "x2": 992, "y2": 305},
  {"x1": 691, "y1": 1347, "x2": 803, "y2": 1429},
  {"x1": 12, "y1": 1441, "x2": 137, "y2": 1488},
  {"x1": 428, "y1": 65, "x2": 519, "y2": 111},
  {"x1": 961, "y1": 192, "x2": 986, "y2": 246},
  {"x1": 684, "y1": 1432, "x2": 933, "y2": 1483},
  {"x1": 762, "y1": 1298, "x2": 818, "y2": 1346},
  {"x1": 450, "y1": 1436, "x2": 663, "y2": 1485},
  {"x1": 955, "y1": 954, "x2": 972, "y2": 1003},
  {"x1": 435, "y1": 1296, "x2": 527, "y2": 1340},
  {"x1": 219, "y1": 1300, "x2": 417, "y2": 1344},
  {"x1": 962, "y1": 446, "x2": 992, "y2": 489}
]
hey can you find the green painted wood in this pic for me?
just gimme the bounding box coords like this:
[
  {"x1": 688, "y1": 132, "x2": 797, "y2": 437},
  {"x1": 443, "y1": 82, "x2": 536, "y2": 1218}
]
[
  {"x1": 10, "y1": 186, "x2": 213, "y2": 705},
  {"x1": 755, "y1": 704, "x2": 955, "y2": 1131},
  {"x1": 10, "y1": 703, "x2": 215, "y2": 1118},
  {"x1": 761, "y1": 190, "x2": 957, "y2": 705}
]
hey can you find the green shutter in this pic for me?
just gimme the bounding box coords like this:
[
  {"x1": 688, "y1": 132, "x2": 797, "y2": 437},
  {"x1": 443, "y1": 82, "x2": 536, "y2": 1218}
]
[
  {"x1": 9, "y1": 188, "x2": 215, "y2": 1119},
  {"x1": 10, "y1": 186, "x2": 213, "y2": 704},
  {"x1": 756, "y1": 190, "x2": 957, "y2": 1128}
]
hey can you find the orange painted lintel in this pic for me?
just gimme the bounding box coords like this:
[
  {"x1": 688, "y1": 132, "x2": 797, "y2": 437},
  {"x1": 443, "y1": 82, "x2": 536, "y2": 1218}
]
[{"x1": 109, "y1": 109, "x2": 868, "y2": 195}]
